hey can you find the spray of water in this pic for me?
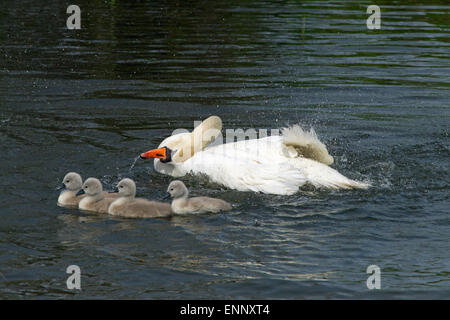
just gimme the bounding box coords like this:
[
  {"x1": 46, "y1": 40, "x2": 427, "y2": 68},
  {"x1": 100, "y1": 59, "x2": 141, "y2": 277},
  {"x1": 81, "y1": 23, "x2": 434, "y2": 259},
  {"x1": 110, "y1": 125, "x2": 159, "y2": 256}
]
[{"x1": 129, "y1": 156, "x2": 141, "y2": 173}]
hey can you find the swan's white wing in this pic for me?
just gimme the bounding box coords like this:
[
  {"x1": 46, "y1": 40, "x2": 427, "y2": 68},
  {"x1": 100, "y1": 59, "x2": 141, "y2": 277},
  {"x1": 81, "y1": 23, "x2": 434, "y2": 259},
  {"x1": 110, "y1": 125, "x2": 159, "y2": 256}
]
[
  {"x1": 171, "y1": 134, "x2": 368, "y2": 193},
  {"x1": 181, "y1": 137, "x2": 306, "y2": 195},
  {"x1": 287, "y1": 157, "x2": 370, "y2": 190}
]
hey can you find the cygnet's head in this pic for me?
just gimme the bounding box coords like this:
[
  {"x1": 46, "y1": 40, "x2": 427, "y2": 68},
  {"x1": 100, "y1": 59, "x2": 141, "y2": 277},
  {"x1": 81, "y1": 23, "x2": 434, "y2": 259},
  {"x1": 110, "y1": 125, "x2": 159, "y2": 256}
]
[
  {"x1": 78, "y1": 178, "x2": 103, "y2": 196},
  {"x1": 167, "y1": 180, "x2": 188, "y2": 199},
  {"x1": 61, "y1": 172, "x2": 83, "y2": 191},
  {"x1": 116, "y1": 178, "x2": 136, "y2": 198}
]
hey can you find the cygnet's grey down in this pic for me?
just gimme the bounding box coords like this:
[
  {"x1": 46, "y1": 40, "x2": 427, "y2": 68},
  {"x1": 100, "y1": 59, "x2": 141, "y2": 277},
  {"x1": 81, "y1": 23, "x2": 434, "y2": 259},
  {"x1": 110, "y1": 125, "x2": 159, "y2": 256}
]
[
  {"x1": 77, "y1": 178, "x2": 118, "y2": 214},
  {"x1": 108, "y1": 178, "x2": 172, "y2": 218},
  {"x1": 57, "y1": 172, "x2": 86, "y2": 208},
  {"x1": 57, "y1": 172, "x2": 119, "y2": 209},
  {"x1": 166, "y1": 180, "x2": 232, "y2": 214}
]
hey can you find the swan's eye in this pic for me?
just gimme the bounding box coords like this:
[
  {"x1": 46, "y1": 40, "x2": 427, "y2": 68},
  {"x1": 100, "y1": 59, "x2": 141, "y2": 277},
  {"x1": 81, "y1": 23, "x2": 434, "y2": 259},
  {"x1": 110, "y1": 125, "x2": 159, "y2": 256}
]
[
  {"x1": 119, "y1": 186, "x2": 123, "y2": 188},
  {"x1": 66, "y1": 180, "x2": 70, "y2": 183},
  {"x1": 170, "y1": 188, "x2": 174, "y2": 191}
]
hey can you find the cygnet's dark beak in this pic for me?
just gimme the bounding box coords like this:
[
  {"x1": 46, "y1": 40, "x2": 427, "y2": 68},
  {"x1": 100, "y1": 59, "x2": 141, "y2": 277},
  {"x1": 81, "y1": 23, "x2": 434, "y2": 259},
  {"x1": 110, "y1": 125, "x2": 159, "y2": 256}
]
[
  {"x1": 163, "y1": 192, "x2": 171, "y2": 200},
  {"x1": 57, "y1": 184, "x2": 65, "y2": 191},
  {"x1": 76, "y1": 189, "x2": 85, "y2": 196},
  {"x1": 111, "y1": 187, "x2": 119, "y2": 193}
]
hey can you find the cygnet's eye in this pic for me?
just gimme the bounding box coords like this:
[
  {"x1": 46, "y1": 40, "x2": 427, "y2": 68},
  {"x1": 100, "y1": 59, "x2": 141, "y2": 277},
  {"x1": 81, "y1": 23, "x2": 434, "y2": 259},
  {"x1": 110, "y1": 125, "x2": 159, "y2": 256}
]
[
  {"x1": 119, "y1": 186, "x2": 123, "y2": 189},
  {"x1": 170, "y1": 188, "x2": 174, "y2": 191},
  {"x1": 66, "y1": 180, "x2": 70, "y2": 183}
]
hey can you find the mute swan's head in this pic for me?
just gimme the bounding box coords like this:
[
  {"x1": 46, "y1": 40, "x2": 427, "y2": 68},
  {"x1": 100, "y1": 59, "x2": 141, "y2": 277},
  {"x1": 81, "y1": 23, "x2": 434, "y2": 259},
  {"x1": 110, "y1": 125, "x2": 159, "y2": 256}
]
[
  {"x1": 77, "y1": 178, "x2": 103, "y2": 197},
  {"x1": 140, "y1": 116, "x2": 222, "y2": 170},
  {"x1": 61, "y1": 172, "x2": 83, "y2": 191},
  {"x1": 115, "y1": 178, "x2": 136, "y2": 198},
  {"x1": 166, "y1": 180, "x2": 188, "y2": 199}
]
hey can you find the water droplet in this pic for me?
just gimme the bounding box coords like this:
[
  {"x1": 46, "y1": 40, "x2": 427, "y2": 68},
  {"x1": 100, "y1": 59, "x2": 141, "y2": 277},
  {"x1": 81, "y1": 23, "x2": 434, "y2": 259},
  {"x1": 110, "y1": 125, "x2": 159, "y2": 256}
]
[{"x1": 129, "y1": 156, "x2": 140, "y2": 173}]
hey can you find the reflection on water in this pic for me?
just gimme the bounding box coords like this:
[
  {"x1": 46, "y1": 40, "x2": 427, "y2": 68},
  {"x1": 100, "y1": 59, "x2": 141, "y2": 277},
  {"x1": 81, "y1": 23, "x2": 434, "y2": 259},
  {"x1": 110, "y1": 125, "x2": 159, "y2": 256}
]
[{"x1": 0, "y1": 0, "x2": 449, "y2": 299}]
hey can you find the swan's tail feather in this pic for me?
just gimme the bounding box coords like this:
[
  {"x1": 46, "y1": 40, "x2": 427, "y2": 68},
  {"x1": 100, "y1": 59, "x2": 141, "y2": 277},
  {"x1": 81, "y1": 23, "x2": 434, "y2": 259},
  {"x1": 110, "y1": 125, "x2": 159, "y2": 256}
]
[
  {"x1": 282, "y1": 125, "x2": 334, "y2": 165},
  {"x1": 308, "y1": 173, "x2": 371, "y2": 190},
  {"x1": 322, "y1": 179, "x2": 370, "y2": 190}
]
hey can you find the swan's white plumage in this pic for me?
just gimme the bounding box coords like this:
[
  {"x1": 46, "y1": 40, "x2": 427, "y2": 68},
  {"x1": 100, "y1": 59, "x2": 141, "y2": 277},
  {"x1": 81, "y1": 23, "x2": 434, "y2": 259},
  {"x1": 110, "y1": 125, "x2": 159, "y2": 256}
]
[
  {"x1": 282, "y1": 125, "x2": 334, "y2": 165},
  {"x1": 151, "y1": 117, "x2": 369, "y2": 195}
]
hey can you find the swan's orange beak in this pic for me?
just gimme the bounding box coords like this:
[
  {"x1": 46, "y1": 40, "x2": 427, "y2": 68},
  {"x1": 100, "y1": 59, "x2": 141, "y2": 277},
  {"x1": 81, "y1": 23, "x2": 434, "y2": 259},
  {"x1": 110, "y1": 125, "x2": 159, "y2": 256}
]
[{"x1": 140, "y1": 146, "x2": 172, "y2": 163}]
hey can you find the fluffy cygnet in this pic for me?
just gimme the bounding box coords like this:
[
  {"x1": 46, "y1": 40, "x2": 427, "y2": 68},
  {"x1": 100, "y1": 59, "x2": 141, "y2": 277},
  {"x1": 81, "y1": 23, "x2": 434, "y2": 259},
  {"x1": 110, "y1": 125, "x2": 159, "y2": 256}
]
[
  {"x1": 57, "y1": 172, "x2": 85, "y2": 208},
  {"x1": 166, "y1": 180, "x2": 232, "y2": 214},
  {"x1": 108, "y1": 178, "x2": 172, "y2": 218},
  {"x1": 77, "y1": 178, "x2": 118, "y2": 214}
]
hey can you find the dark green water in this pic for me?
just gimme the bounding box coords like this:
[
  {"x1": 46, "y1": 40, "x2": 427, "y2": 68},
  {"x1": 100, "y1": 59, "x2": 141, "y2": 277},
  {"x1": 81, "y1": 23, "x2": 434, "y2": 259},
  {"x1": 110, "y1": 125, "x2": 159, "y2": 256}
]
[{"x1": 0, "y1": 0, "x2": 449, "y2": 299}]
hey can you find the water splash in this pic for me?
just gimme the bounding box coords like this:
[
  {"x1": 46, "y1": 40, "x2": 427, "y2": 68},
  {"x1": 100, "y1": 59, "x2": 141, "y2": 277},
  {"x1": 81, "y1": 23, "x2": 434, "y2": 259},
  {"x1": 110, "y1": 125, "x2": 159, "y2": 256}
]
[{"x1": 129, "y1": 156, "x2": 140, "y2": 173}]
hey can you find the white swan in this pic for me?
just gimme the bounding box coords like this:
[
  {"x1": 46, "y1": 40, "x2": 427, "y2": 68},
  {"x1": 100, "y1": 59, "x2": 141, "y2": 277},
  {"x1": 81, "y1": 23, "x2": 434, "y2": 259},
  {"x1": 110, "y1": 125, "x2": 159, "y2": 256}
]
[{"x1": 140, "y1": 116, "x2": 369, "y2": 195}]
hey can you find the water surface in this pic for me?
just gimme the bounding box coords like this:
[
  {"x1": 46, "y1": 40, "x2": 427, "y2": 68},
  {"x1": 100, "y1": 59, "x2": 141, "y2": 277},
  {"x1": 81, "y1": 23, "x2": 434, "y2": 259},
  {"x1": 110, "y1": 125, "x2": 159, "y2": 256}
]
[{"x1": 0, "y1": 0, "x2": 449, "y2": 299}]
